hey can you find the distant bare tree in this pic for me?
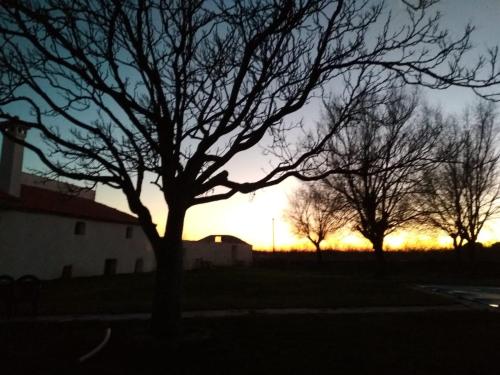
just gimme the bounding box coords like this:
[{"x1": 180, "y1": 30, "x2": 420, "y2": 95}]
[
  {"x1": 418, "y1": 101, "x2": 500, "y2": 259},
  {"x1": 286, "y1": 183, "x2": 350, "y2": 263},
  {"x1": 323, "y1": 87, "x2": 441, "y2": 265},
  {"x1": 1, "y1": 0, "x2": 499, "y2": 339}
]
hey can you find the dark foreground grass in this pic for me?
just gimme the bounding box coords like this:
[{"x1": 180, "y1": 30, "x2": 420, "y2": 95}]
[
  {"x1": 3, "y1": 311, "x2": 500, "y2": 375},
  {"x1": 36, "y1": 266, "x2": 454, "y2": 315},
  {"x1": 4, "y1": 260, "x2": 500, "y2": 374}
]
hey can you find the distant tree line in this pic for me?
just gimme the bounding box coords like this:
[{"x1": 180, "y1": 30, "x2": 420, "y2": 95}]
[{"x1": 286, "y1": 86, "x2": 500, "y2": 266}]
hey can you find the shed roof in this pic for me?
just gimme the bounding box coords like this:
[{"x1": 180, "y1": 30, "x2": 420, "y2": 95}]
[
  {"x1": 0, "y1": 185, "x2": 139, "y2": 225},
  {"x1": 198, "y1": 235, "x2": 251, "y2": 246}
]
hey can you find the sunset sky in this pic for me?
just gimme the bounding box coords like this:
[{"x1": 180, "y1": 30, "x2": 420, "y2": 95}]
[{"x1": 4, "y1": 0, "x2": 500, "y2": 250}]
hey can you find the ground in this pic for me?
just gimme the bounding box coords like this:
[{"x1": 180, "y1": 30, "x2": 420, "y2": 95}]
[
  {"x1": 2, "y1": 250, "x2": 500, "y2": 374},
  {"x1": 3, "y1": 312, "x2": 500, "y2": 374}
]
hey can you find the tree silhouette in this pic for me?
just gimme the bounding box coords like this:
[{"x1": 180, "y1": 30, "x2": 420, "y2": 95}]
[
  {"x1": 418, "y1": 101, "x2": 500, "y2": 260},
  {"x1": 285, "y1": 183, "x2": 350, "y2": 263},
  {"x1": 322, "y1": 86, "x2": 440, "y2": 266},
  {"x1": 0, "y1": 0, "x2": 499, "y2": 338}
]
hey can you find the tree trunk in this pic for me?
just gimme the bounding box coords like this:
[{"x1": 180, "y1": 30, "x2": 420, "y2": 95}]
[
  {"x1": 466, "y1": 240, "x2": 477, "y2": 263},
  {"x1": 373, "y1": 239, "x2": 384, "y2": 263},
  {"x1": 314, "y1": 243, "x2": 322, "y2": 265},
  {"x1": 452, "y1": 236, "x2": 463, "y2": 263},
  {"x1": 151, "y1": 203, "x2": 187, "y2": 341},
  {"x1": 372, "y1": 236, "x2": 386, "y2": 276}
]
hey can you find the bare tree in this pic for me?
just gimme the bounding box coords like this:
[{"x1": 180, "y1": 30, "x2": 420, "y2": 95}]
[
  {"x1": 418, "y1": 101, "x2": 500, "y2": 259},
  {"x1": 0, "y1": 0, "x2": 499, "y2": 338},
  {"x1": 323, "y1": 87, "x2": 441, "y2": 265},
  {"x1": 285, "y1": 182, "x2": 350, "y2": 263}
]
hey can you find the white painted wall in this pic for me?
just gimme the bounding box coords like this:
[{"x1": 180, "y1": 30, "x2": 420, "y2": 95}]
[
  {"x1": 0, "y1": 210, "x2": 155, "y2": 279},
  {"x1": 0, "y1": 210, "x2": 253, "y2": 279},
  {"x1": 183, "y1": 240, "x2": 253, "y2": 270}
]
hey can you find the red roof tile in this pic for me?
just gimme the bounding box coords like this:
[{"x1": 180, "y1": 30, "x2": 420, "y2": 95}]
[{"x1": 0, "y1": 185, "x2": 139, "y2": 225}]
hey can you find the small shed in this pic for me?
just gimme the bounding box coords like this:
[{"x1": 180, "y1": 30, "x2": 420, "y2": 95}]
[{"x1": 184, "y1": 235, "x2": 253, "y2": 269}]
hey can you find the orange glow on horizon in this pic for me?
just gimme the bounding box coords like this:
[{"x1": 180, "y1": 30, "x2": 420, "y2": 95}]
[{"x1": 95, "y1": 181, "x2": 500, "y2": 252}]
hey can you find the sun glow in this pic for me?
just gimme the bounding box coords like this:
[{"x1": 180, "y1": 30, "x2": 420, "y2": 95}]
[
  {"x1": 183, "y1": 180, "x2": 300, "y2": 249},
  {"x1": 96, "y1": 180, "x2": 500, "y2": 251}
]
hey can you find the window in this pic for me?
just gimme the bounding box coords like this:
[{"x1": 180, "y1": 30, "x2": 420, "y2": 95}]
[
  {"x1": 134, "y1": 258, "x2": 144, "y2": 273},
  {"x1": 215, "y1": 235, "x2": 222, "y2": 243},
  {"x1": 126, "y1": 226, "x2": 133, "y2": 239},
  {"x1": 231, "y1": 245, "x2": 238, "y2": 262},
  {"x1": 74, "y1": 221, "x2": 86, "y2": 235},
  {"x1": 104, "y1": 258, "x2": 117, "y2": 276},
  {"x1": 61, "y1": 265, "x2": 73, "y2": 279}
]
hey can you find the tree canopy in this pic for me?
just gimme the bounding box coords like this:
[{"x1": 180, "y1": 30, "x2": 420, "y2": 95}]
[
  {"x1": 286, "y1": 182, "x2": 350, "y2": 262},
  {"x1": 417, "y1": 101, "x2": 500, "y2": 257},
  {"x1": 322, "y1": 86, "x2": 441, "y2": 262}
]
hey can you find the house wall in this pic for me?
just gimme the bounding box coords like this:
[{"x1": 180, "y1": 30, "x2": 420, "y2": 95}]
[
  {"x1": 0, "y1": 210, "x2": 155, "y2": 279},
  {"x1": 183, "y1": 240, "x2": 253, "y2": 270}
]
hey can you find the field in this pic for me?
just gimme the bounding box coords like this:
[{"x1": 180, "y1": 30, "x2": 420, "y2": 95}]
[
  {"x1": 3, "y1": 249, "x2": 500, "y2": 374},
  {"x1": 34, "y1": 248, "x2": 500, "y2": 315},
  {"x1": 38, "y1": 266, "x2": 451, "y2": 316}
]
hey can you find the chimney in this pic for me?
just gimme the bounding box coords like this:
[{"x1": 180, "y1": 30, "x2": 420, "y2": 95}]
[{"x1": 0, "y1": 120, "x2": 30, "y2": 197}]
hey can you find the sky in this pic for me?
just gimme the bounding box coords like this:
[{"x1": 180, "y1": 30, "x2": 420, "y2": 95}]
[
  {"x1": 3, "y1": 0, "x2": 500, "y2": 250},
  {"x1": 98, "y1": 0, "x2": 500, "y2": 250}
]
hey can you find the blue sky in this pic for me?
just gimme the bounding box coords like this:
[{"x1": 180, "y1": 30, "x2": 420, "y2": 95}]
[{"x1": 2, "y1": 0, "x2": 499, "y2": 249}]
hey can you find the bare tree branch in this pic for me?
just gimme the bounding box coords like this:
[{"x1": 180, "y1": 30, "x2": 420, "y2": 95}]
[
  {"x1": 285, "y1": 182, "x2": 352, "y2": 262},
  {"x1": 322, "y1": 85, "x2": 441, "y2": 263},
  {"x1": 416, "y1": 100, "x2": 500, "y2": 259}
]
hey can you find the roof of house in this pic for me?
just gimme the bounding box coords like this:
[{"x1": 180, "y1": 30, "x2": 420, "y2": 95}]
[
  {"x1": 0, "y1": 185, "x2": 139, "y2": 225},
  {"x1": 198, "y1": 235, "x2": 251, "y2": 246}
]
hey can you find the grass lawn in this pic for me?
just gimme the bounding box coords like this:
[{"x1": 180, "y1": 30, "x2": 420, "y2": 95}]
[
  {"x1": 35, "y1": 265, "x2": 460, "y2": 315},
  {"x1": 35, "y1": 251, "x2": 500, "y2": 315},
  {"x1": 4, "y1": 256, "x2": 500, "y2": 374},
  {"x1": 3, "y1": 311, "x2": 500, "y2": 374}
]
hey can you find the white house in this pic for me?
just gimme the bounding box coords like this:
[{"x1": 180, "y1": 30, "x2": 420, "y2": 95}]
[
  {"x1": 184, "y1": 235, "x2": 253, "y2": 270},
  {"x1": 0, "y1": 121, "x2": 156, "y2": 279},
  {"x1": 0, "y1": 120, "x2": 252, "y2": 280}
]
